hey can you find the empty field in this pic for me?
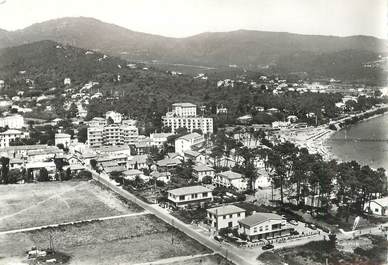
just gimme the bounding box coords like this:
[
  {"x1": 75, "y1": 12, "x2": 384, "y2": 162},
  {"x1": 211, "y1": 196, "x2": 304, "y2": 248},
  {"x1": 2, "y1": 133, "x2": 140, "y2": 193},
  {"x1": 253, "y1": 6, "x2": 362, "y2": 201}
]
[
  {"x1": 0, "y1": 214, "x2": 211, "y2": 265},
  {"x1": 0, "y1": 180, "x2": 142, "y2": 232}
]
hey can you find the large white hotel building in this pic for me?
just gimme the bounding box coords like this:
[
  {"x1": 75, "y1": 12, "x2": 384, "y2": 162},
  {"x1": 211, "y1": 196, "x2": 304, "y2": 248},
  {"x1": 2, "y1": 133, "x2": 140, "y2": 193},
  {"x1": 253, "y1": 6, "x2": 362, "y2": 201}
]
[{"x1": 162, "y1": 103, "x2": 213, "y2": 134}]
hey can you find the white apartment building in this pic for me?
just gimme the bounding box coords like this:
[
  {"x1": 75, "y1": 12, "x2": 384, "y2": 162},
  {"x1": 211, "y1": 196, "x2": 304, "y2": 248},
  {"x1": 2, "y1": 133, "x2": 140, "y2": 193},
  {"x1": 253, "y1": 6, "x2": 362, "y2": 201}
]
[
  {"x1": 87, "y1": 127, "x2": 103, "y2": 147},
  {"x1": 55, "y1": 133, "x2": 71, "y2": 148},
  {"x1": 207, "y1": 205, "x2": 246, "y2": 230},
  {"x1": 87, "y1": 124, "x2": 139, "y2": 147},
  {"x1": 105, "y1": 111, "x2": 123, "y2": 124},
  {"x1": 174, "y1": 132, "x2": 205, "y2": 156},
  {"x1": 172, "y1": 103, "x2": 197, "y2": 117},
  {"x1": 238, "y1": 213, "x2": 291, "y2": 241},
  {"x1": 167, "y1": 185, "x2": 213, "y2": 208},
  {"x1": 0, "y1": 129, "x2": 28, "y2": 148},
  {"x1": 150, "y1": 132, "x2": 173, "y2": 147},
  {"x1": 162, "y1": 103, "x2": 213, "y2": 134},
  {"x1": 213, "y1": 171, "x2": 248, "y2": 192},
  {"x1": 0, "y1": 115, "x2": 24, "y2": 129},
  {"x1": 88, "y1": 117, "x2": 107, "y2": 127}
]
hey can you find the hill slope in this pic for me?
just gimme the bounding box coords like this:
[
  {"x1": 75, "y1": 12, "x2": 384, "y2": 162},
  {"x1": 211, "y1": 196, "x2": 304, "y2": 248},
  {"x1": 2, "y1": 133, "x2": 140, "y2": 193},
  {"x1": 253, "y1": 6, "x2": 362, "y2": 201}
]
[{"x1": 0, "y1": 17, "x2": 386, "y2": 81}]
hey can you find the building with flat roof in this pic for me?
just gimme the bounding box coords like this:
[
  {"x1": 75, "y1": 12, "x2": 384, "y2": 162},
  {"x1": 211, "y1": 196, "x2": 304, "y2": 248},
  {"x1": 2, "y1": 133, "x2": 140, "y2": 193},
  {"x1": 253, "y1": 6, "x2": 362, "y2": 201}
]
[
  {"x1": 238, "y1": 213, "x2": 291, "y2": 241},
  {"x1": 162, "y1": 103, "x2": 213, "y2": 134},
  {"x1": 87, "y1": 124, "x2": 139, "y2": 147},
  {"x1": 0, "y1": 129, "x2": 28, "y2": 148},
  {"x1": 0, "y1": 114, "x2": 24, "y2": 129},
  {"x1": 175, "y1": 133, "x2": 205, "y2": 156},
  {"x1": 105, "y1": 111, "x2": 123, "y2": 124},
  {"x1": 213, "y1": 171, "x2": 247, "y2": 192},
  {"x1": 55, "y1": 133, "x2": 71, "y2": 148},
  {"x1": 167, "y1": 185, "x2": 213, "y2": 208},
  {"x1": 207, "y1": 205, "x2": 246, "y2": 230}
]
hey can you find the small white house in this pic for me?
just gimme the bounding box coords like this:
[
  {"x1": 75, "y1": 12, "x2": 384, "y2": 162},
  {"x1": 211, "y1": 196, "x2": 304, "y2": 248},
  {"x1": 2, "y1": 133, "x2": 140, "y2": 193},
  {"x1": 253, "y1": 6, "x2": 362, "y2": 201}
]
[
  {"x1": 167, "y1": 185, "x2": 212, "y2": 208},
  {"x1": 193, "y1": 163, "x2": 215, "y2": 182},
  {"x1": 174, "y1": 133, "x2": 205, "y2": 156},
  {"x1": 213, "y1": 171, "x2": 247, "y2": 192},
  {"x1": 364, "y1": 197, "x2": 388, "y2": 216},
  {"x1": 207, "y1": 205, "x2": 246, "y2": 230}
]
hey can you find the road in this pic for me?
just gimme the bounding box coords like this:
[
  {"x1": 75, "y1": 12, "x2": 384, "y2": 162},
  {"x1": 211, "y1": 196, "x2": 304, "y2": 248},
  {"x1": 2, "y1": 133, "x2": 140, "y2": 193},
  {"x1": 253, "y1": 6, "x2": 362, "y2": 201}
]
[{"x1": 91, "y1": 170, "x2": 259, "y2": 265}]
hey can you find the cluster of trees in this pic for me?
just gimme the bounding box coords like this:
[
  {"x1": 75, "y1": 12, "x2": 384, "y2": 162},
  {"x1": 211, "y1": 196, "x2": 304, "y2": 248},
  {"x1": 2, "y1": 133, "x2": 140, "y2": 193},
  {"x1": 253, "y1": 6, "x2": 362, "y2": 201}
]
[{"x1": 209, "y1": 130, "x2": 386, "y2": 215}]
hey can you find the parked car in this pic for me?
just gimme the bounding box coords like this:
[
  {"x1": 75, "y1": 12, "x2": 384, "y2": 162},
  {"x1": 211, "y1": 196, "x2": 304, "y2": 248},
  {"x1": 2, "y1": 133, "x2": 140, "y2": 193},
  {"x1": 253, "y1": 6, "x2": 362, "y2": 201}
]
[
  {"x1": 262, "y1": 244, "x2": 274, "y2": 250},
  {"x1": 214, "y1": 235, "x2": 224, "y2": 242},
  {"x1": 306, "y1": 223, "x2": 317, "y2": 230},
  {"x1": 288, "y1": 219, "x2": 298, "y2": 225}
]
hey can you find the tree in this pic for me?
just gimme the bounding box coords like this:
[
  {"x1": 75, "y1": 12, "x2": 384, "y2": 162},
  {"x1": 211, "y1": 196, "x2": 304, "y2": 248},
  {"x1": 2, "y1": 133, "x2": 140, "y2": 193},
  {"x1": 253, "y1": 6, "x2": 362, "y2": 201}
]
[
  {"x1": 0, "y1": 157, "x2": 10, "y2": 184},
  {"x1": 7, "y1": 169, "x2": 22, "y2": 184},
  {"x1": 77, "y1": 126, "x2": 88, "y2": 143},
  {"x1": 202, "y1": 175, "x2": 213, "y2": 184},
  {"x1": 90, "y1": 159, "x2": 98, "y2": 170},
  {"x1": 37, "y1": 168, "x2": 50, "y2": 182},
  {"x1": 107, "y1": 116, "x2": 114, "y2": 125},
  {"x1": 68, "y1": 102, "x2": 78, "y2": 118}
]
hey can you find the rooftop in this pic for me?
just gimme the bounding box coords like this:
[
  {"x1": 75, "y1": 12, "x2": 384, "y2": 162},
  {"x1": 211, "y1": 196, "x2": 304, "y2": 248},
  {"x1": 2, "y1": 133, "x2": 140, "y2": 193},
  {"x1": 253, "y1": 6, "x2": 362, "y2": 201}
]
[
  {"x1": 168, "y1": 185, "x2": 211, "y2": 196},
  {"x1": 193, "y1": 163, "x2": 214, "y2": 172},
  {"x1": 207, "y1": 205, "x2": 245, "y2": 216},
  {"x1": 239, "y1": 213, "x2": 283, "y2": 227},
  {"x1": 157, "y1": 157, "x2": 181, "y2": 167},
  {"x1": 183, "y1": 149, "x2": 201, "y2": 157},
  {"x1": 123, "y1": 169, "x2": 143, "y2": 176},
  {"x1": 218, "y1": 170, "x2": 243, "y2": 180},
  {"x1": 172, "y1": 103, "x2": 196, "y2": 107},
  {"x1": 105, "y1": 166, "x2": 126, "y2": 173},
  {"x1": 178, "y1": 133, "x2": 203, "y2": 141},
  {"x1": 371, "y1": 197, "x2": 388, "y2": 207}
]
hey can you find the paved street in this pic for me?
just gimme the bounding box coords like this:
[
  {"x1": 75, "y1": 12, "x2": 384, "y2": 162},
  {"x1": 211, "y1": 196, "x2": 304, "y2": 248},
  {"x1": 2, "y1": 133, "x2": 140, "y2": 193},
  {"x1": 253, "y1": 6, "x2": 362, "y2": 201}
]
[{"x1": 91, "y1": 170, "x2": 260, "y2": 265}]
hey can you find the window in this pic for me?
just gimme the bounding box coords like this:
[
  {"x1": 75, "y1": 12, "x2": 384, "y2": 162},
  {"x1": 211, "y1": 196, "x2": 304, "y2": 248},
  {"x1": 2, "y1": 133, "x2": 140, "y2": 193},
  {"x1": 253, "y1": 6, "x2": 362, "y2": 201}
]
[
  {"x1": 259, "y1": 226, "x2": 263, "y2": 232},
  {"x1": 203, "y1": 192, "x2": 208, "y2": 197},
  {"x1": 223, "y1": 216, "x2": 226, "y2": 219},
  {"x1": 375, "y1": 208, "x2": 379, "y2": 212},
  {"x1": 237, "y1": 213, "x2": 240, "y2": 217},
  {"x1": 253, "y1": 227, "x2": 257, "y2": 233},
  {"x1": 191, "y1": 194, "x2": 198, "y2": 199},
  {"x1": 265, "y1": 225, "x2": 269, "y2": 231},
  {"x1": 229, "y1": 215, "x2": 232, "y2": 219},
  {"x1": 179, "y1": 195, "x2": 185, "y2": 201}
]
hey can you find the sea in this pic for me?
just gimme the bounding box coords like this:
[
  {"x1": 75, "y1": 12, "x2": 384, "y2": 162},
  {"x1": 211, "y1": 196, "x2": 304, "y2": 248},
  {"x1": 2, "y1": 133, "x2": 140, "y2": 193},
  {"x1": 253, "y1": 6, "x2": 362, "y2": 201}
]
[{"x1": 326, "y1": 113, "x2": 388, "y2": 171}]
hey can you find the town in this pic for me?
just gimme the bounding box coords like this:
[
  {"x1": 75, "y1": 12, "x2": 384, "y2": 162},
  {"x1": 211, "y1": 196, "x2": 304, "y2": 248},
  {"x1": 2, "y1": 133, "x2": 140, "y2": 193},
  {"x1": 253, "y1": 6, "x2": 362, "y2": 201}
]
[
  {"x1": 0, "y1": 2, "x2": 387, "y2": 264},
  {"x1": 0, "y1": 66, "x2": 387, "y2": 265}
]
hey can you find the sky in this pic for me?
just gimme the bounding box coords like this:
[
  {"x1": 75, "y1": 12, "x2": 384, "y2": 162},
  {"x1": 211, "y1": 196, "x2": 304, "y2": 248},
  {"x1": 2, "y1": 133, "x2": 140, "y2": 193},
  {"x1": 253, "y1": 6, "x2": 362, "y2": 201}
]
[{"x1": 0, "y1": 0, "x2": 386, "y2": 38}]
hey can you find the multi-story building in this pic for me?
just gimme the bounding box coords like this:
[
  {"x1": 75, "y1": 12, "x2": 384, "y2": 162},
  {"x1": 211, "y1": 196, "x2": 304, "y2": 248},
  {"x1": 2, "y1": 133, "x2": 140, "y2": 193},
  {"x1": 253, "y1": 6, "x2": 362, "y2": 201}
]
[
  {"x1": 150, "y1": 132, "x2": 173, "y2": 148},
  {"x1": 213, "y1": 171, "x2": 248, "y2": 192},
  {"x1": 55, "y1": 133, "x2": 71, "y2": 148},
  {"x1": 88, "y1": 117, "x2": 107, "y2": 127},
  {"x1": 175, "y1": 133, "x2": 205, "y2": 156},
  {"x1": 103, "y1": 124, "x2": 123, "y2": 146},
  {"x1": 0, "y1": 129, "x2": 28, "y2": 148},
  {"x1": 238, "y1": 213, "x2": 291, "y2": 241},
  {"x1": 162, "y1": 103, "x2": 213, "y2": 134},
  {"x1": 87, "y1": 127, "x2": 103, "y2": 147},
  {"x1": 0, "y1": 114, "x2": 24, "y2": 129},
  {"x1": 207, "y1": 205, "x2": 246, "y2": 230},
  {"x1": 105, "y1": 111, "x2": 123, "y2": 124},
  {"x1": 167, "y1": 185, "x2": 213, "y2": 208},
  {"x1": 193, "y1": 163, "x2": 215, "y2": 182},
  {"x1": 87, "y1": 124, "x2": 139, "y2": 147}
]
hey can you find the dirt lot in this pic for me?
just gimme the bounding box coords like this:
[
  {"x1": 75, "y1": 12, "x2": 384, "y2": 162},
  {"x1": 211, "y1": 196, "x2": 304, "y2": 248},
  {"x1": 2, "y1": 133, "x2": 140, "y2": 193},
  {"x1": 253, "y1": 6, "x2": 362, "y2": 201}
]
[
  {"x1": 0, "y1": 180, "x2": 142, "y2": 232},
  {"x1": 0, "y1": 214, "x2": 211, "y2": 265}
]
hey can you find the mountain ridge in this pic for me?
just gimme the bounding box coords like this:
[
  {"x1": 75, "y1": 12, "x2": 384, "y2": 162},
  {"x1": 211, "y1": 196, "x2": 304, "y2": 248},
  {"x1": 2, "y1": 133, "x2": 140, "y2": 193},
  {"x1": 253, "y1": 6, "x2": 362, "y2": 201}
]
[{"x1": 0, "y1": 17, "x2": 385, "y2": 82}]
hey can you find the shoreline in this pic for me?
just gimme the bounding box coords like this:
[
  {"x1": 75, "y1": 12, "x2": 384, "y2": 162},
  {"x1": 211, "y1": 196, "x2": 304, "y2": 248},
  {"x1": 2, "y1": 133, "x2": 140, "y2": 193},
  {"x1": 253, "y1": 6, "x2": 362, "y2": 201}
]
[{"x1": 283, "y1": 105, "x2": 388, "y2": 164}]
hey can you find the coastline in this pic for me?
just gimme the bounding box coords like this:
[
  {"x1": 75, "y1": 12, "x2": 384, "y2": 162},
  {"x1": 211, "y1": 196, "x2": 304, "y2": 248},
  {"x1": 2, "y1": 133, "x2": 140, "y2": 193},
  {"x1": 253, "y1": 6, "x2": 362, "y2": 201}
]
[{"x1": 283, "y1": 105, "x2": 388, "y2": 163}]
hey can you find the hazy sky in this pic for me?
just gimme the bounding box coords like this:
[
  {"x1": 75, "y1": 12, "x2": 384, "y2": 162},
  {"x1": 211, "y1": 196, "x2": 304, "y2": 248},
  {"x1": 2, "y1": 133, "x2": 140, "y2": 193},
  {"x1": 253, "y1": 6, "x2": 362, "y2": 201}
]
[{"x1": 0, "y1": 0, "x2": 386, "y2": 38}]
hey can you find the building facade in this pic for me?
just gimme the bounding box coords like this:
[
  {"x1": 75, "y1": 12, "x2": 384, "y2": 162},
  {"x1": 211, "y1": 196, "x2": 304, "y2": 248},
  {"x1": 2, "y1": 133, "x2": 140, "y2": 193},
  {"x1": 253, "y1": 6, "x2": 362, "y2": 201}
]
[
  {"x1": 207, "y1": 205, "x2": 246, "y2": 230},
  {"x1": 238, "y1": 213, "x2": 291, "y2": 241},
  {"x1": 162, "y1": 103, "x2": 213, "y2": 134},
  {"x1": 167, "y1": 185, "x2": 213, "y2": 208},
  {"x1": 174, "y1": 133, "x2": 205, "y2": 156},
  {"x1": 213, "y1": 171, "x2": 248, "y2": 192}
]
